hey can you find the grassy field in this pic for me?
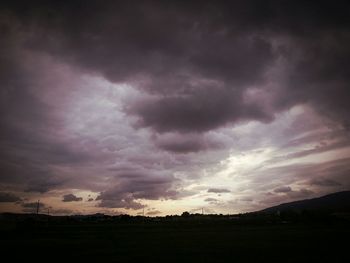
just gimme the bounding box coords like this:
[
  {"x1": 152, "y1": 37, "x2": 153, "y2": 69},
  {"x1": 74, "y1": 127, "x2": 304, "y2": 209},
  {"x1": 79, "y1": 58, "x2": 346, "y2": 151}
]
[{"x1": 1, "y1": 221, "x2": 349, "y2": 262}]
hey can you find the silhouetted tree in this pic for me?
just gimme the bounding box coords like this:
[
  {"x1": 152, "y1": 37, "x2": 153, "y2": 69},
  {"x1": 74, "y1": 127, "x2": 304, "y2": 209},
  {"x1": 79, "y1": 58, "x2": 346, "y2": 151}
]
[{"x1": 181, "y1": 211, "x2": 190, "y2": 217}]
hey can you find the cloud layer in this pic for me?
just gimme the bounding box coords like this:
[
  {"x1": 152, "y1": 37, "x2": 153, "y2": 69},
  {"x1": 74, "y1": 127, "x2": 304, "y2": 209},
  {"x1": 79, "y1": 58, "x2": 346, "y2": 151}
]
[{"x1": 0, "y1": 0, "x2": 350, "y2": 214}]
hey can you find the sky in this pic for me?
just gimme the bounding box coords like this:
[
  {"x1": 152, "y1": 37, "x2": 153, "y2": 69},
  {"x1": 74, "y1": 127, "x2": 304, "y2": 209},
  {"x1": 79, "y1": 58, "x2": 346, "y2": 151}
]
[{"x1": 0, "y1": 0, "x2": 350, "y2": 216}]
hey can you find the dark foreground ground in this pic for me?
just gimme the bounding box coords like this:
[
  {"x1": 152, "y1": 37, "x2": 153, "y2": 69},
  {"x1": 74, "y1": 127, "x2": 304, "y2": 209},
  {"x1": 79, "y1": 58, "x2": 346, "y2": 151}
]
[{"x1": 1, "y1": 220, "x2": 349, "y2": 262}]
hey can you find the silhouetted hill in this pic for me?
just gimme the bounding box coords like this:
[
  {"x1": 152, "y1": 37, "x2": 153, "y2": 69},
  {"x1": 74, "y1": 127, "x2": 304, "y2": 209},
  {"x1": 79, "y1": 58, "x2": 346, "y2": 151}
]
[{"x1": 261, "y1": 191, "x2": 350, "y2": 214}]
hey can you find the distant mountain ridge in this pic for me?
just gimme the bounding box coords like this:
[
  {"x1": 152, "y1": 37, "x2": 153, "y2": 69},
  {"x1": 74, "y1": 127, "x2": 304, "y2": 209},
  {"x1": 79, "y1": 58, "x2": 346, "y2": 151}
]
[{"x1": 261, "y1": 191, "x2": 350, "y2": 213}]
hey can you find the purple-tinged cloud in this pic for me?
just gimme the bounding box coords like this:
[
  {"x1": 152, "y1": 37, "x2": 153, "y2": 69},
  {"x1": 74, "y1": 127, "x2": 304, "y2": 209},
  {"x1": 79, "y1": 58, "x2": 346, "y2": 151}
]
[
  {"x1": 0, "y1": 192, "x2": 21, "y2": 202},
  {"x1": 1, "y1": 0, "x2": 350, "y2": 215},
  {"x1": 154, "y1": 132, "x2": 224, "y2": 153},
  {"x1": 274, "y1": 186, "x2": 292, "y2": 193},
  {"x1": 62, "y1": 194, "x2": 83, "y2": 202},
  {"x1": 97, "y1": 198, "x2": 144, "y2": 210},
  {"x1": 310, "y1": 178, "x2": 341, "y2": 187},
  {"x1": 94, "y1": 169, "x2": 180, "y2": 210},
  {"x1": 239, "y1": 197, "x2": 253, "y2": 202},
  {"x1": 208, "y1": 188, "x2": 231, "y2": 193},
  {"x1": 204, "y1": 198, "x2": 220, "y2": 205}
]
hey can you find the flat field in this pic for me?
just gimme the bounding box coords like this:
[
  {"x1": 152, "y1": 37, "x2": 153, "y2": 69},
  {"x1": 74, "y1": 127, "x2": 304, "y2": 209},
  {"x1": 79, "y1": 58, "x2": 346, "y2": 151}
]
[{"x1": 1, "y1": 221, "x2": 348, "y2": 262}]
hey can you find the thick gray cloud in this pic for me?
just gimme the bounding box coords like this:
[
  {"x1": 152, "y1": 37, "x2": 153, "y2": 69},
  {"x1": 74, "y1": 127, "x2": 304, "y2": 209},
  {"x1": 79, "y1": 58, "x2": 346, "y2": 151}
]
[
  {"x1": 0, "y1": 192, "x2": 21, "y2": 202},
  {"x1": 274, "y1": 186, "x2": 292, "y2": 193},
  {"x1": 239, "y1": 197, "x2": 253, "y2": 202},
  {"x1": 2, "y1": 0, "x2": 349, "y2": 133},
  {"x1": 310, "y1": 178, "x2": 341, "y2": 187},
  {"x1": 251, "y1": 157, "x2": 350, "y2": 188},
  {"x1": 97, "y1": 198, "x2": 144, "y2": 210},
  {"x1": 204, "y1": 198, "x2": 220, "y2": 205},
  {"x1": 96, "y1": 170, "x2": 178, "y2": 210},
  {"x1": 208, "y1": 188, "x2": 231, "y2": 193},
  {"x1": 1, "y1": 0, "x2": 350, "y2": 213},
  {"x1": 154, "y1": 132, "x2": 225, "y2": 153},
  {"x1": 236, "y1": 157, "x2": 350, "y2": 207},
  {"x1": 62, "y1": 194, "x2": 83, "y2": 202},
  {"x1": 0, "y1": 34, "x2": 93, "y2": 193}
]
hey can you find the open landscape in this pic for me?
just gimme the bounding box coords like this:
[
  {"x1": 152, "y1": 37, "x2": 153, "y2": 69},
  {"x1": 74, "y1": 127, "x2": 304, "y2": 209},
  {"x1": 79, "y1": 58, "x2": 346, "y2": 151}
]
[
  {"x1": 2, "y1": 220, "x2": 349, "y2": 262},
  {"x1": 1, "y1": 1, "x2": 350, "y2": 262},
  {"x1": 1, "y1": 222, "x2": 350, "y2": 262},
  {"x1": 1, "y1": 191, "x2": 349, "y2": 262}
]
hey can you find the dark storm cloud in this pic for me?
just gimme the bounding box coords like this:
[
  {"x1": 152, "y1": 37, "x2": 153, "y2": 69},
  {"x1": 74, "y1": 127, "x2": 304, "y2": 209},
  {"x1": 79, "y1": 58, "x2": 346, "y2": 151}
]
[
  {"x1": 1, "y1": 0, "x2": 350, "y2": 212},
  {"x1": 128, "y1": 87, "x2": 273, "y2": 133},
  {"x1": 309, "y1": 178, "x2": 341, "y2": 187},
  {"x1": 0, "y1": 146, "x2": 88, "y2": 193},
  {"x1": 0, "y1": 16, "x2": 94, "y2": 193},
  {"x1": 154, "y1": 132, "x2": 224, "y2": 153},
  {"x1": 274, "y1": 186, "x2": 292, "y2": 193},
  {"x1": 0, "y1": 35, "x2": 92, "y2": 193},
  {"x1": 4, "y1": 0, "x2": 350, "y2": 133},
  {"x1": 281, "y1": 128, "x2": 350, "y2": 150},
  {"x1": 96, "y1": 170, "x2": 178, "y2": 209},
  {"x1": 0, "y1": 156, "x2": 60, "y2": 193},
  {"x1": 0, "y1": 192, "x2": 21, "y2": 202},
  {"x1": 97, "y1": 197, "x2": 145, "y2": 210},
  {"x1": 0, "y1": 0, "x2": 349, "y2": 138},
  {"x1": 204, "y1": 198, "x2": 220, "y2": 205},
  {"x1": 239, "y1": 197, "x2": 253, "y2": 202},
  {"x1": 62, "y1": 194, "x2": 83, "y2": 202},
  {"x1": 157, "y1": 136, "x2": 208, "y2": 153},
  {"x1": 248, "y1": 157, "x2": 350, "y2": 196},
  {"x1": 257, "y1": 123, "x2": 350, "y2": 171},
  {"x1": 208, "y1": 188, "x2": 230, "y2": 193},
  {"x1": 0, "y1": 0, "x2": 349, "y2": 134},
  {"x1": 278, "y1": 35, "x2": 350, "y2": 126}
]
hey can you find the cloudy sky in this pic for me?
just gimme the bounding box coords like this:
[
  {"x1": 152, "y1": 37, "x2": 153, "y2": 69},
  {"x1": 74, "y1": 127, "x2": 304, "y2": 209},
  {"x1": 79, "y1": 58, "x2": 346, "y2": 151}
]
[{"x1": 1, "y1": 0, "x2": 350, "y2": 216}]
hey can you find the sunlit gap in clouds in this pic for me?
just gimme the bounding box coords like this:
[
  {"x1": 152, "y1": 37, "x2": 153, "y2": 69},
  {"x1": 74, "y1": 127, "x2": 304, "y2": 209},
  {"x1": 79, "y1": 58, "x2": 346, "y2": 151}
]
[
  {"x1": 3, "y1": 73, "x2": 350, "y2": 215},
  {"x1": 59, "y1": 76, "x2": 158, "y2": 214},
  {"x1": 63, "y1": 77, "x2": 137, "y2": 138}
]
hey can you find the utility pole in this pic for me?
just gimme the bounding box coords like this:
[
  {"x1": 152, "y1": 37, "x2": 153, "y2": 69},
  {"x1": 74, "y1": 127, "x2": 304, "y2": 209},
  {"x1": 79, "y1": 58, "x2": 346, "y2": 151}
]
[
  {"x1": 46, "y1": 207, "x2": 50, "y2": 227},
  {"x1": 142, "y1": 207, "x2": 145, "y2": 223},
  {"x1": 36, "y1": 200, "x2": 40, "y2": 215}
]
